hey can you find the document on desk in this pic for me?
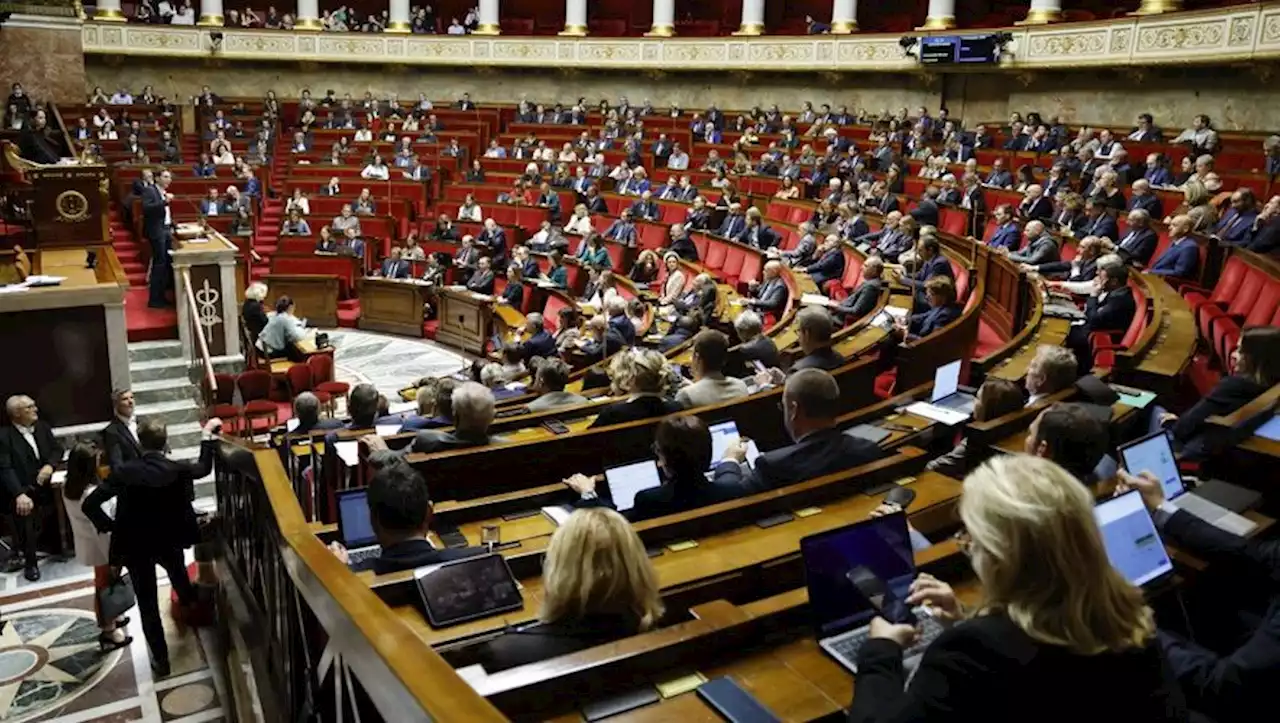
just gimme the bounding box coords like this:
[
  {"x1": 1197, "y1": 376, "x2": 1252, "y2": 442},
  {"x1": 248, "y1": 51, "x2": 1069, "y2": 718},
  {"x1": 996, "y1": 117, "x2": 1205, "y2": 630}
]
[
  {"x1": 800, "y1": 293, "x2": 834, "y2": 307},
  {"x1": 904, "y1": 401, "x2": 969, "y2": 426},
  {"x1": 375, "y1": 424, "x2": 401, "y2": 437},
  {"x1": 286, "y1": 418, "x2": 301, "y2": 432},
  {"x1": 334, "y1": 440, "x2": 360, "y2": 467},
  {"x1": 542, "y1": 505, "x2": 573, "y2": 526},
  {"x1": 1112, "y1": 387, "x2": 1157, "y2": 410}
]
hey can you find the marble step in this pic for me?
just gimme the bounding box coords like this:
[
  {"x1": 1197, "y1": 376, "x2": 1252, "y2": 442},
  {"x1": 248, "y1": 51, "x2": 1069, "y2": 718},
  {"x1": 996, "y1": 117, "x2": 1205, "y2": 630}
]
[
  {"x1": 131, "y1": 377, "x2": 199, "y2": 407},
  {"x1": 128, "y1": 340, "x2": 186, "y2": 364},
  {"x1": 135, "y1": 398, "x2": 204, "y2": 428},
  {"x1": 164, "y1": 421, "x2": 206, "y2": 451},
  {"x1": 130, "y1": 356, "x2": 194, "y2": 383}
]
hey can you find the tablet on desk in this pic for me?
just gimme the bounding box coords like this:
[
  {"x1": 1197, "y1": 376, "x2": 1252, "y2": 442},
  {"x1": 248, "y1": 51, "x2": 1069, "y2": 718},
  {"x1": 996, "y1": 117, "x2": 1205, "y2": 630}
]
[{"x1": 414, "y1": 554, "x2": 523, "y2": 628}]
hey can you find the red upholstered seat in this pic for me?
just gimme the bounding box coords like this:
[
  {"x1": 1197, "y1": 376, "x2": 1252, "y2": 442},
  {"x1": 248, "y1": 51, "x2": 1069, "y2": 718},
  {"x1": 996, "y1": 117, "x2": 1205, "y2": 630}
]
[
  {"x1": 952, "y1": 262, "x2": 970, "y2": 303},
  {"x1": 704, "y1": 239, "x2": 727, "y2": 272},
  {"x1": 721, "y1": 246, "x2": 746, "y2": 286},
  {"x1": 738, "y1": 253, "x2": 763, "y2": 286},
  {"x1": 237, "y1": 371, "x2": 277, "y2": 436},
  {"x1": 693, "y1": 234, "x2": 709, "y2": 260},
  {"x1": 874, "y1": 369, "x2": 897, "y2": 400},
  {"x1": 285, "y1": 364, "x2": 314, "y2": 397}
]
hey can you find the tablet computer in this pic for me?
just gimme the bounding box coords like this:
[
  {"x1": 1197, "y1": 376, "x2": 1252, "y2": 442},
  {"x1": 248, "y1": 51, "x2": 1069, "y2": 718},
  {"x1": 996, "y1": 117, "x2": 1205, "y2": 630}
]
[{"x1": 414, "y1": 553, "x2": 523, "y2": 628}]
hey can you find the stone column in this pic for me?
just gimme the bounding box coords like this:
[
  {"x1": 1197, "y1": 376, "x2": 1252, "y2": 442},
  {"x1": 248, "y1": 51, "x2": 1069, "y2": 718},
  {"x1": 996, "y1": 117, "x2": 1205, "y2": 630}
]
[
  {"x1": 560, "y1": 0, "x2": 588, "y2": 36},
  {"x1": 473, "y1": 0, "x2": 501, "y2": 34},
  {"x1": 831, "y1": 0, "x2": 857, "y2": 34},
  {"x1": 219, "y1": 260, "x2": 242, "y2": 359},
  {"x1": 197, "y1": 0, "x2": 224, "y2": 26},
  {"x1": 295, "y1": 0, "x2": 321, "y2": 30},
  {"x1": 647, "y1": 0, "x2": 675, "y2": 37},
  {"x1": 1021, "y1": 0, "x2": 1062, "y2": 24},
  {"x1": 104, "y1": 302, "x2": 131, "y2": 395},
  {"x1": 95, "y1": 0, "x2": 126, "y2": 21},
  {"x1": 386, "y1": 0, "x2": 411, "y2": 32},
  {"x1": 733, "y1": 0, "x2": 765, "y2": 35},
  {"x1": 919, "y1": 0, "x2": 955, "y2": 30},
  {"x1": 1133, "y1": 0, "x2": 1182, "y2": 14}
]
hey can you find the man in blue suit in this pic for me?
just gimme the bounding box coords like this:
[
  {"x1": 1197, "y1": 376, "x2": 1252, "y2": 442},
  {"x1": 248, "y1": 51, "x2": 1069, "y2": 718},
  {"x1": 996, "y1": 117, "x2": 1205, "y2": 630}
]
[
  {"x1": 804, "y1": 236, "x2": 845, "y2": 288},
  {"x1": 1066, "y1": 257, "x2": 1137, "y2": 373},
  {"x1": 604, "y1": 209, "x2": 639, "y2": 246},
  {"x1": 898, "y1": 236, "x2": 954, "y2": 312},
  {"x1": 1115, "y1": 209, "x2": 1159, "y2": 267},
  {"x1": 984, "y1": 159, "x2": 1013, "y2": 189},
  {"x1": 1079, "y1": 198, "x2": 1119, "y2": 243},
  {"x1": 141, "y1": 170, "x2": 175, "y2": 308},
  {"x1": 1127, "y1": 179, "x2": 1164, "y2": 218},
  {"x1": 516, "y1": 312, "x2": 557, "y2": 361},
  {"x1": 1149, "y1": 215, "x2": 1200, "y2": 280},
  {"x1": 1214, "y1": 188, "x2": 1260, "y2": 247},
  {"x1": 899, "y1": 276, "x2": 962, "y2": 342},
  {"x1": 379, "y1": 248, "x2": 411, "y2": 279},
  {"x1": 605, "y1": 297, "x2": 636, "y2": 346},
  {"x1": 983, "y1": 205, "x2": 1021, "y2": 251},
  {"x1": 1017, "y1": 184, "x2": 1054, "y2": 222},
  {"x1": 717, "y1": 203, "x2": 747, "y2": 239},
  {"x1": 746, "y1": 261, "x2": 788, "y2": 315},
  {"x1": 738, "y1": 208, "x2": 779, "y2": 250}
]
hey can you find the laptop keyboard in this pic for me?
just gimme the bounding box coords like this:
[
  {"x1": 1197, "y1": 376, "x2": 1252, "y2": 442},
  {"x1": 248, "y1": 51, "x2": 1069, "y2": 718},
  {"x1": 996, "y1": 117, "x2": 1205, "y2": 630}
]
[
  {"x1": 826, "y1": 611, "x2": 946, "y2": 669},
  {"x1": 347, "y1": 546, "x2": 382, "y2": 566}
]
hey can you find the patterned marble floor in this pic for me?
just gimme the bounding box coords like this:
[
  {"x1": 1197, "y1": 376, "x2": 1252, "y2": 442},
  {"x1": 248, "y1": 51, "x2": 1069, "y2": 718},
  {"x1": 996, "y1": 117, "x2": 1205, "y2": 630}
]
[
  {"x1": 325, "y1": 329, "x2": 474, "y2": 402},
  {"x1": 0, "y1": 568, "x2": 224, "y2": 723}
]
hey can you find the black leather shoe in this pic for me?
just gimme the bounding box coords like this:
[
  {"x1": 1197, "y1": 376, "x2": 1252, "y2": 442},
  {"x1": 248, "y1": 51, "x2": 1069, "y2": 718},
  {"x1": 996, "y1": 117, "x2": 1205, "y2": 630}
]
[
  {"x1": 23, "y1": 566, "x2": 39, "y2": 582},
  {"x1": 151, "y1": 659, "x2": 171, "y2": 678}
]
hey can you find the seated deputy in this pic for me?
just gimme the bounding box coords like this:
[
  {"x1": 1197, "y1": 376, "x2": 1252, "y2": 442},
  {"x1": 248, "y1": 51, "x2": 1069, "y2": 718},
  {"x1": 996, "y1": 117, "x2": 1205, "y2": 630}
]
[{"x1": 326, "y1": 460, "x2": 484, "y2": 575}]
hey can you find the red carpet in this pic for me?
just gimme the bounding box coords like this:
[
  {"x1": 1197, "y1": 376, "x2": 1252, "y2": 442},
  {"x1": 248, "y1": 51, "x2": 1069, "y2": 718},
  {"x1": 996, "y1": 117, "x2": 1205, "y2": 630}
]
[{"x1": 125, "y1": 287, "x2": 178, "y2": 342}]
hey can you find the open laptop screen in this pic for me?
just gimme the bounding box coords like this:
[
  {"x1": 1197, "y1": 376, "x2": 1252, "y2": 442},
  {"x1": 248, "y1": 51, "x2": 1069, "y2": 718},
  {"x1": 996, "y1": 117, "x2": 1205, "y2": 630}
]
[
  {"x1": 801, "y1": 513, "x2": 916, "y2": 639},
  {"x1": 604, "y1": 460, "x2": 663, "y2": 512},
  {"x1": 415, "y1": 553, "x2": 523, "y2": 627},
  {"x1": 336, "y1": 489, "x2": 377, "y2": 548},
  {"x1": 930, "y1": 360, "x2": 962, "y2": 403},
  {"x1": 707, "y1": 421, "x2": 762, "y2": 471},
  {"x1": 1118, "y1": 431, "x2": 1184, "y2": 501},
  {"x1": 1094, "y1": 490, "x2": 1173, "y2": 587}
]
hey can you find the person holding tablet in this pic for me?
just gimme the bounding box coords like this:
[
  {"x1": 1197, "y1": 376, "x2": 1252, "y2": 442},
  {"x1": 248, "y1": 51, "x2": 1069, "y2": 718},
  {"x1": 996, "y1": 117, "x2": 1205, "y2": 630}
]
[
  {"x1": 472, "y1": 507, "x2": 662, "y2": 672},
  {"x1": 849, "y1": 456, "x2": 1187, "y2": 721},
  {"x1": 565, "y1": 415, "x2": 745, "y2": 523}
]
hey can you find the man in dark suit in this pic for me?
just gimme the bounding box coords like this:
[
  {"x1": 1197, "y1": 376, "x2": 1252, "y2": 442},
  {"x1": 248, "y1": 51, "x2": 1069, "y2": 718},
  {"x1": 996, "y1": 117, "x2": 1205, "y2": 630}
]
[
  {"x1": 517, "y1": 312, "x2": 557, "y2": 361},
  {"x1": 983, "y1": 205, "x2": 1022, "y2": 251},
  {"x1": 291, "y1": 392, "x2": 344, "y2": 435},
  {"x1": 477, "y1": 219, "x2": 508, "y2": 268},
  {"x1": 629, "y1": 191, "x2": 660, "y2": 223},
  {"x1": 732, "y1": 310, "x2": 780, "y2": 373},
  {"x1": 579, "y1": 315, "x2": 628, "y2": 364},
  {"x1": 866, "y1": 181, "x2": 899, "y2": 215},
  {"x1": 717, "y1": 203, "x2": 747, "y2": 239},
  {"x1": 1008, "y1": 221, "x2": 1060, "y2": 266},
  {"x1": 1115, "y1": 209, "x2": 1159, "y2": 267},
  {"x1": 738, "y1": 209, "x2": 779, "y2": 250},
  {"x1": 1116, "y1": 470, "x2": 1280, "y2": 723},
  {"x1": 746, "y1": 261, "x2": 788, "y2": 316},
  {"x1": 1127, "y1": 179, "x2": 1164, "y2": 218},
  {"x1": 1017, "y1": 184, "x2": 1054, "y2": 223},
  {"x1": 1246, "y1": 195, "x2": 1280, "y2": 255},
  {"x1": 101, "y1": 389, "x2": 142, "y2": 472},
  {"x1": 142, "y1": 170, "x2": 175, "y2": 308},
  {"x1": 465, "y1": 257, "x2": 496, "y2": 294},
  {"x1": 382, "y1": 383, "x2": 496, "y2": 456},
  {"x1": 1067, "y1": 257, "x2": 1137, "y2": 374},
  {"x1": 84, "y1": 417, "x2": 222, "y2": 675},
  {"x1": 1214, "y1": 188, "x2": 1260, "y2": 247},
  {"x1": 605, "y1": 297, "x2": 636, "y2": 346},
  {"x1": 328, "y1": 458, "x2": 484, "y2": 574},
  {"x1": 379, "y1": 247, "x2": 411, "y2": 279},
  {"x1": 899, "y1": 276, "x2": 963, "y2": 342},
  {"x1": 804, "y1": 236, "x2": 846, "y2": 288},
  {"x1": 791, "y1": 307, "x2": 844, "y2": 372},
  {"x1": 1149, "y1": 216, "x2": 1200, "y2": 280},
  {"x1": 668, "y1": 224, "x2": 698, "y2": 261},
  {"x1": 897, "y1": 236, "x2": 953, "y2": 311},
  {"x1": 714, "y1": 369, "x2": 884, "y2": 493},
  {"x1": 603, "y1": 210, "x2": 639, "y2": 246},
  {"x1": 909, "y1": 187, "x2": 941, "y2": 228},
  {"x1": 834, "y1": 257, "x2": 885, "y2": 323},
  {"x1": 0, "y1": 395, "x2": 62, "y2": 580},
  {"x1": 984, "y1": 159, "x2": 1013, "y2": 189},
  {"x1": 1079, "y1": 198, "x2": 1119, "y2": 243}
]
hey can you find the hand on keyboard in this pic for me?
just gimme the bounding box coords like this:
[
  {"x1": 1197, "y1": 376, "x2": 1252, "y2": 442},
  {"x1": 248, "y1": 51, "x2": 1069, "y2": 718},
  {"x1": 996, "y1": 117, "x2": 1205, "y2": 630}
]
[
  {"x1": 907, "y1": 573, "x2": 962, "y2": 623},
  {"x1": 870, "y1": 616, "x2": 920, "y2": 648}
]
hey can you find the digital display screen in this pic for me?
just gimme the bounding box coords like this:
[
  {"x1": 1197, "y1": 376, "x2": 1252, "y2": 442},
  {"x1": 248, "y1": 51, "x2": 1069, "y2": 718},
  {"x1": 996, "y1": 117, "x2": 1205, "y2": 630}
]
[
  {"x1": 1095, "y1": 491, "x2": 1173, "y2": 587},
  {"x1": 1119, "y1": 432, "x2": 1184, "y2": 502},
  {"x1": 802, "y1": 514, "x2": 915, "y2": 638},
  {"x1": 416, "y1": 554, "x2": 523, "y2": 627},
  {"x1": 337, "y1": 489, "x2": 377, "y2": 548},
  {"x1": 920, "y1": 35, "x2": 1001, "y2": 64}
]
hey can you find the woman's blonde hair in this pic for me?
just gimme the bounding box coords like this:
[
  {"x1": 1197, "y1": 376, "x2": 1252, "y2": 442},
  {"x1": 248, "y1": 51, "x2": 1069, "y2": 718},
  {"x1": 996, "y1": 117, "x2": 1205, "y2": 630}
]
[
  {"x1": 1183, "y1": 178, "x2": 1209, "y2": 207},
  {"x1": 961, "y1": 455, "x2": 1155, "y2": 655},
  {"x1": 245, "y1": 282, "x2": 268, "y2": 301},
  {"x1": 540, "y1": 508, "x2": 663, "y2": 630},
  {"x1": 609, "y1": 348, "x2": 668, "y2": 395}
]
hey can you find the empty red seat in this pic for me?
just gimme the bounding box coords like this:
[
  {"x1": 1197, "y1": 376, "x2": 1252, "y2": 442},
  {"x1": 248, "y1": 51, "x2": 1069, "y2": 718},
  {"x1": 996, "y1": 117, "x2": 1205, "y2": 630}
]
[
  {"x1": 704, "y1": 239, "x2": 727, "y2": 271},
  {"x1": 721, "y1": 247, "x2": 746, "y2": 285}
]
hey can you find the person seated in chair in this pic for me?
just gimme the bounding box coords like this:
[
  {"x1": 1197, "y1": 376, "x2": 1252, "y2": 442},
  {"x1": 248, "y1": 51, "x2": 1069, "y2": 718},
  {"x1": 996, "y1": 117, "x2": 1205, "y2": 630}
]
[
  {"x1": 834, "y1": 256, "x2": 885, "y2": 323},
  {"x1": 745, "y1": 261, "x2": 788, "y2": 316},
  {"x1": 326, "y1": 458, "x2": 484, "y2": 574},
  {"x1": 676, "y1": 330, "x2": 749, "y2": 409},
  {"x1": 714, "y1": 369, "x2": 884, "y2": 493},
  {"x1": 527, "y1": 359, "x2": 588, "y2": 412},
  {"x1": 1148, "y1": 214, "x2": 1200, "y2": 280},
  {"x1": 466, "y1": 257, "x2": 496, "y2": 295},
  {"x1": 588, "y1": 350, "x2": 681, "y2": 428},
  {"x1": 500, "y1": 265, "x2": 525, "y2": 308},
  {"x1": 791, "y1": 307, "x2": 844, "y2": 372},
  {"x1": 896, "y1": 275, "x2": 962, "y2": 342},
  {"x1": 378, "y1": 247, "x2": 410, "y2": 279},
  {"x1": 1065, "y1": 256, "x2": 1136, "y2": 375},
  {"x1": 257, "y1": 296, "x2": 308, "y2": 361}
]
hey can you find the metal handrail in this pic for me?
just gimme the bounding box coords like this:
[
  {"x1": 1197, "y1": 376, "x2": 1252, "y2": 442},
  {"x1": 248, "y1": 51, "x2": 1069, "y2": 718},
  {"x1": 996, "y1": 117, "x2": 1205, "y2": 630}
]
[{"x1": 181, "y1": 268, "x2": 218, "y2": 401}]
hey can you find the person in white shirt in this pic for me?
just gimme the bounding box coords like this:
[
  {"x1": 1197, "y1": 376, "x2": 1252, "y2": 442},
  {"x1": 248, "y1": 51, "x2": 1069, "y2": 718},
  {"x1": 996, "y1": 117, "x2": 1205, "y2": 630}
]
[
  {"x1": 564, "y1": 204, "x2": 594, "y2": 236},
  {"x1": 361, "y1": 156, "x2": 390, "y2": 180},
  {"x1": 157, "y1": 0, "x2": 175, "y2": 20},
  {"x1": 353, "y1": 126, "x2": 373, "y2": 142},
  {"x1": 457, "y1": 194, "x2": 483, "y2": 222},
  {"x1": 1172, "y1": 114, "x2": 1219, "y2": 154},
  {"x1": 666, "y1": 144, "x2": 689, "y2": 170},
  {"x1": 110, "y1": 88, "x2": 133, "y2": 105},
  {"x1": 172, "y1": 0, "x2": 195, "y2": 24},
  {"x1": 285, "y1": 188, "x2": 310, "y2": 216},
  {"x1": 447, "y1": 18, "x2": 466, "y2": 34}
]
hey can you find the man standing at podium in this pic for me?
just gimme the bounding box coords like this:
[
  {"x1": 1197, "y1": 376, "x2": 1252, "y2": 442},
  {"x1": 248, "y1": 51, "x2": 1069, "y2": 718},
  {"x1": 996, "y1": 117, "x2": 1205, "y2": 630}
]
[{"x1": 142, "y1": 170, "x2": 175, "y2": 308}]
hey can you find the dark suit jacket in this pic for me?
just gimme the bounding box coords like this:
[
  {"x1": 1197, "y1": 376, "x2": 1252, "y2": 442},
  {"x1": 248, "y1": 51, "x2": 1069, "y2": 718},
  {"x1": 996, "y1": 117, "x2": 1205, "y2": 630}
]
[
  {"x1": 1130, "y1": 193, "x2": 1164, "y2": 219},
  {"x1": 1248, "y1": 218, "x2": 1280, "y2": 255},
  {"x1": 501, "y1": 281, "x2": 524, "y2": 308},
  {"x1": 714, "y1": 427, "x2": 885, "y2": 493},
  {"x1": 466, "y1": 270, "x2": 496, "y2": 294},
  {"x1": 751, "y1": 277, "x2": 787, "y2": 313},
  {"x1": 101, "y1": 418, "x2": 142, "y2": 471},
  {"x1": 581, "y1": 328, "x2": 628, "y2": 364},
  {"x1": 986, "y1": 223, "x2": 1021, "y2": 251},
  {"x1": 738, "y1": 336, "x2": 779, "y2": 371},
  {"x1": 1081, "y1": 214, "x2": 1119, "y2": 242},
  {"x1": 792, "y1": 346, "x2": 846, "y2": 373},
  {"x1": 519, "y1": 330, "x2": 556, "y2": 360},
  {"x1": 408, "y1": 429, "x2": 489, "y2": 455},
  {"x1": 837, "y1": 279, "x2": 883, "y2": 320},
  {"x1": 242, "y1": 299, "x2": 269, "y2": 339},
  {"x1": 589, "y1": 396, "x2": 682, "y2": 429},
  {"x1": 473, "y1": 615, "x2": 639, "y2": 673},
  {"x1": 908, "y1": 303, "x2": 962, "y2": 339},
  {"x1": 1150, "y1": 239, "x2": 1199, "y2": 279},
  {"x1": 352, "y1": 538, "x2": 485, "y2": 575},
  {"x1": 1155, "y1": 509, "x2": 1279, "y2": 722},
  {"x1": 141, "y1": 185, "x2": 170, "y2": 245},
  {"x1": 1085, "y1": 287, "x2": 1136, "y2": 335},
  {"x1": 675, "y1": 285, "x2": 717, "y2": 320},
  {"x1": 1172, "y1": 374, "x2": 1266, "y2": 449},
  {"x1": 1116, "y1": 228, "x2": 1159, "y2": 266},
  {"x1": 739, "y1": 224, "x2": 779, "y2": 250},
  {"x1": 806, "y1": 250, "x2": 845, "y2": 286},
  {"x1": 83, "y1": 441, "x2": 216, "y2": 561},
  {"x1": 0, "y1": 422, "x2": 61, "y2": 500},
  {"x1": 850, "y1": 612, "x2": 1187, "y2": 723},
  {"x1": 1018, "y1": 196, "x2": 1054, "y2": 222},
  {"x1": 576, "y1": 469, "x2": 745, "y2": 523},
  {"x1": 908, "y1": 200, "x2": 939, "y2": 228}
]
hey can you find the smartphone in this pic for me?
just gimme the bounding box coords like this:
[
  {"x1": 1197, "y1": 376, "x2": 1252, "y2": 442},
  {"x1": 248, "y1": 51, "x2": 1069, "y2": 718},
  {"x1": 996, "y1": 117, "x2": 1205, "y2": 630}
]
[
  {"x1": 542, "y1": 420, "x2": 570, "y2": 435},
  {"x1": 847, "y1": 565, "x2": 918, "y2": 625}
]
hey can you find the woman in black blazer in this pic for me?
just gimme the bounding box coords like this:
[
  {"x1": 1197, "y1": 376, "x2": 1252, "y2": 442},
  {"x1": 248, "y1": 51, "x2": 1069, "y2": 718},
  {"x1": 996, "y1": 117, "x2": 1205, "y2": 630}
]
[
  {"x1": 500, "y1": 265, "x2": 525, "y2": 309},
  {"x1": 471, "y1": 507, "x2": 662, "y2": 673},
  {"x1": 567, "y1": 415, "x2": 744, "y2": 522},
  {"x1": 589, "y1": 349, "x2": 681, "y2": 429},
  {"x1": 241, "y1": 282, "x2": 269, "y2": 341},
  {"x1": 1163, "y1": 326, "x2": 1279, "y2": 458},
  {"x1": 849, "y1": 456, "x2": 1188, "y2": 722}
]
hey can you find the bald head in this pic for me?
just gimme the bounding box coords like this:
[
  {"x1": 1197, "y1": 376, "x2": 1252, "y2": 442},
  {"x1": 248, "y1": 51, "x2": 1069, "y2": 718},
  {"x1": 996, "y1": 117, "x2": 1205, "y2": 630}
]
[
  {"x1": 1025, "y1": 220, "x2": 1046, "y2": 238},
  {"x1": 4, "y1": 395, "x2": 36, "y2": 427}
]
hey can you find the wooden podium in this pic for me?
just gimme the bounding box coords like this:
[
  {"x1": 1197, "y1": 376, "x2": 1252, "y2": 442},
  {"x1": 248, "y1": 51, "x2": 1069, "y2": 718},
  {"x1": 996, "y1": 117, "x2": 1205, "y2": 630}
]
[
  {"x1": 171, "y1": 227, "x2": 245, "y2": 362},
  {"x1": 24, "y1": 164, "x2": 110, "y2": 249},
  {"x1": 358, "y1": 277, "x2": 429, "y2": 337},
  {"x1": 436, "y1": 287, "x2": 494, "y2": 355}
]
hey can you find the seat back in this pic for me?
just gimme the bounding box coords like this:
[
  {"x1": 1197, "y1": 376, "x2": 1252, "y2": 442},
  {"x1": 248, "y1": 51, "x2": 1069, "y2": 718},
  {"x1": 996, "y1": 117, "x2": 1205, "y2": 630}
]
[
  {"x1": 542, "y1": 294, "x2": 568, "y2": 332},
  {"x1": 704, "y1": 239, "x2": 727, "y2": 271},
  {"x1": 1209, "y1": 255, "x2": 1249, "y2": 304},
  {"x1": 286, "y1": 364, "x2": 313, "y2": 394},
  {"x1": 307, "y1": 353, "x2": 335, "y2": 384},
  {"x1": 212, "y1": 372, "x2": 237, "y2": 406},
  {"x1": 237, "y1": 370, "x2": 273, "y2": 403},
  {"x1": 952, "y1": 261, "x2": 970, "y2": 303},
  {"x1": 1226, "y1": 269, "x2": 1266, "y2": 318},
  {"x1": 1120, "y1": 284, "x2": 1149, "y2": 349},
  {"x1": 721, "y1": 246, "x2": 746, "y2": 280},
  {"x1": 693, "y1": 233, "x2": 709, "y2": 260},
  {"x1": 938, "y1": 208, "x2": 967, "y2": 237},
  {"x1": 1244, "y1": 278, "x2": 1280, "y2": 328},
  {"x1": 840, "y1": 250, "x2": 863, "y2": 290}
]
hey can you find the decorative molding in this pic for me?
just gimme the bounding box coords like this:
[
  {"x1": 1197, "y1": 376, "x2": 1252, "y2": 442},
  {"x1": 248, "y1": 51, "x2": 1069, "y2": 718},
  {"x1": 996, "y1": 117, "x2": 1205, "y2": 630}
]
[{"x1": 80, "y1": 5, "x2": 1280, "y2": 71}]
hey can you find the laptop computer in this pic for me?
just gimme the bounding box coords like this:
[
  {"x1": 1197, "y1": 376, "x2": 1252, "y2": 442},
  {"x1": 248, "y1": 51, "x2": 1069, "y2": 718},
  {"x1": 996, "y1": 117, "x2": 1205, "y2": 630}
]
[
  {"x1": 1118, "y1": 431, "x2": 1258, "y2": 536},
  {"x1": 335, "y1": 488, "x2": 382, "y2": 567},
  {"x1": 603, "y1": 460, "x2": 664, "y2": 513},
  {"x1": 413, "y1": 553, "x2": 524, "y2": 628},
  {"x1": 1094, "y1": 490, "x2": 1175, "y2": 590},
  {"x1": 802, "y1": 513, "x2": 944, "y2": 674},
  {"x1": 928, "y1": 360, "x2": 976, "y2": 414},
  {"x1": 707, "y1": 421, "x2": 762, "y2": 472}
]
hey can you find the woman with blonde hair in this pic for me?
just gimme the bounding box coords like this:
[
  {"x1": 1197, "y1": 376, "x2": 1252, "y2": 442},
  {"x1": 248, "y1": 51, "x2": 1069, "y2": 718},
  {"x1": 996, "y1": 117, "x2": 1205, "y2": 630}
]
[
  {"x1": 474, "y1": 508, "x2": 662, "y2": 672},
  {"x1": 849, "y1": 455, "x2": 1187, "y2": 721},
  {"x1": 241, "y1": 281, "x2": 269, "y2": 341},
  {"x1": 590, "y1": 349, "x2": 680, "y2": 428}
]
